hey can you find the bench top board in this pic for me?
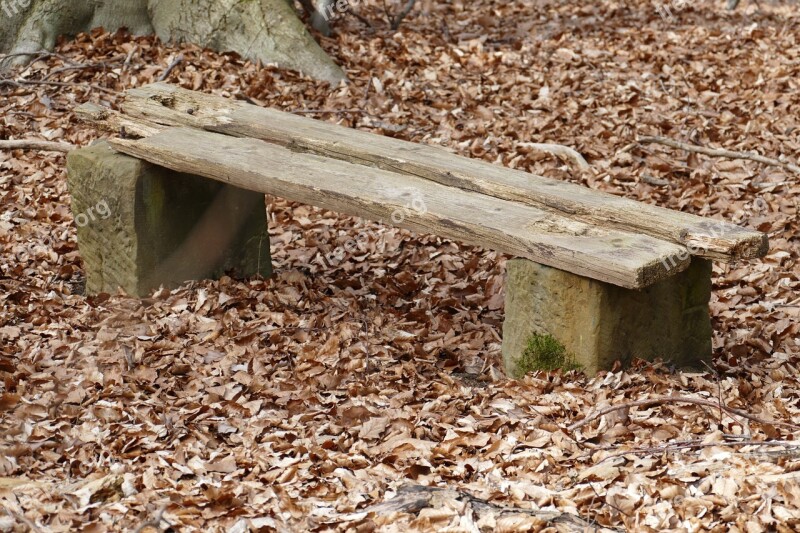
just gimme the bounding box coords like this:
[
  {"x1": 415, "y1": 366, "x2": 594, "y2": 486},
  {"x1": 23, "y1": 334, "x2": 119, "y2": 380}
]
[
  {"x1": 76, "y1": 83, "x2": 768, "y2": 289},
  {"x1": 119, "y1": 83, "x2": 767, "y2": 263}
]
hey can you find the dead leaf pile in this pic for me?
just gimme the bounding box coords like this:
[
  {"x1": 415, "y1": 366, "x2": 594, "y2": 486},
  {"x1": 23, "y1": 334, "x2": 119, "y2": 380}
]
[{"x1": 1, "y1": 0, "x2": 799, "y2": 530}]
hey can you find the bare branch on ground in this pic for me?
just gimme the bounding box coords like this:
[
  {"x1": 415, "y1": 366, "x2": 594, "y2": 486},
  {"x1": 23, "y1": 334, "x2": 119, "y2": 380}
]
[
  {"x1": 353, "y1": 484, "x2": 618, "y2": 531},
  {"x1": 637, "y1": 135, "x2": 800, "y2": 175},
  {"x1": 569, "y1": 395, "x2": 800, "y2": 432},
  {"x1": 0, "y1": 139, "x2": 75, "y2": 152},
  {"x1": 518, "y1": 142, "x2": 591, "y2": 170}
]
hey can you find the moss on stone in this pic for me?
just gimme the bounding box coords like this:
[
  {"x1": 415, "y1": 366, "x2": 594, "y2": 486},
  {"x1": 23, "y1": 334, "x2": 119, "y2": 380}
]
[{"x1": 513, "y1": 333, "x2": 582, "y2": 377}]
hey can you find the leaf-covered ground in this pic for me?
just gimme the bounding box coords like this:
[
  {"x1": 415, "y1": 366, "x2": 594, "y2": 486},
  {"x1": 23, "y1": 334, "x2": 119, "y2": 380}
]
[{"x1": 1, "y1": 0, "x2": 800, "y2": 530}]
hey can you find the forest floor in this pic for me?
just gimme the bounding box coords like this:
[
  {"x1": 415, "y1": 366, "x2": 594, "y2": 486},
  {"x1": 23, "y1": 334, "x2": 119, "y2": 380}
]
[{"x1": 1, "y1": 0, "x2": 800, "y2": 531}]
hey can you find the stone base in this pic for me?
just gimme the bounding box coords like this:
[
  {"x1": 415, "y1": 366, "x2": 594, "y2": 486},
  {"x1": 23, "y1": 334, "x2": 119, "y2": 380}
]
[
  {"x1": 67, "y1": 141, "x2": 271, "y2": 296},
  {"x1": 502, "y1": 258, "x2": 712, "y2": 376}
]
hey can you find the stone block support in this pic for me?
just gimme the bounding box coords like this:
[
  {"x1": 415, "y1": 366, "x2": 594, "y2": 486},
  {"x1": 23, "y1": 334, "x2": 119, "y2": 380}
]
[
  {"x1": 66, "y1": 141, "x2": 271, "y2": 296},
  {"x1": 502, "y1": 258, "x2": 712, "y2": 375}
]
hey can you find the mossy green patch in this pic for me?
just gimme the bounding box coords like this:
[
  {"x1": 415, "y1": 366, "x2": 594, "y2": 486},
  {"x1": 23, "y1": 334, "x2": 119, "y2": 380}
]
[{"x1": 512, "y1": 333, "x2": 581, "y2": 377}]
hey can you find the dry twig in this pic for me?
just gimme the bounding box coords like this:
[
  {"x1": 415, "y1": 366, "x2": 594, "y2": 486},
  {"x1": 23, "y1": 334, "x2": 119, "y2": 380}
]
[
  {"x1": 0, "y1": 77, "x2": 116, "y2": 95},
  {"x1": 133, "y1": 504, "x2": 168, "y2": 533},
  {"x1": 591, "y1": 438, "x2": 800, "y2": 465},
  {"x1": 0, "y1": 50, "x2": 74, "y2": 70},
  {"x1": 355, "y1": 484, "x2": 615, "y2": 531},
  {"x1": 41, "y1": 54, "x2": 125, "y2": 81},
  {"x1": 390, "y1": 0, "x2": 417, "y2": 30},
  {"x1": 518, "y1": 142, "x2": 591, "y2": 170},
  {"x1": 349, "y1": 9, "x2": 376, "y2": 29},
  {"x1": 640, "y1": 174, "x2": 669, "y2": 186},
  {"x1": 637, "y1": 135, "x2": 800, "y2": 175},
  {"x1": 157, "y1": 54, "x2": 184, "y2": 82},
  {"x1": 291, "y1": 108, "x2": 365, "y2": 115},
  {"x1": 0, "y1": 139, "x2": 75, "y2": 152},
  {"x1": 568, "y1": 395, "x2": 800, "y2": 432}
]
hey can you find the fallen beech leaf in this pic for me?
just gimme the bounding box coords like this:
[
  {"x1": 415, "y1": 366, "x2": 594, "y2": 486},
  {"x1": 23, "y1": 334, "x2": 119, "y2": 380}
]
[
  {"x1": 0, "y1": 393, "x2": 20, "y2": 411},
  {"x1": 207, "y1": 456, "x2": 238, "y2": 474}
]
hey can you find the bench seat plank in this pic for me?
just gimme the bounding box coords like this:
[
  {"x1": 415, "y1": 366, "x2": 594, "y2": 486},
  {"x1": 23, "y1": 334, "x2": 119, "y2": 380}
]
[
  {"x1": 119, "y1": 83, "x2": 767, "y2": 262},
  {"x1": 109, "y1": 127, "x2": 690, "y2": 289}
]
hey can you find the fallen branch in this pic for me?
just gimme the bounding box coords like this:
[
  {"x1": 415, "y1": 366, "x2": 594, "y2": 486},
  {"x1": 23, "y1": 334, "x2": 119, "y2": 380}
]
[
  {"x1": 640, "y1": 174, "x2": 669, "y2": 186},
  {"x1": 753, "y1": 180, "x2": 792, "y2": 189},
  {"x1": 348, "y1": 9, "x2": 376, "y2": 29},
  {"x1": 291, "y1": 108, "x2": 365, "y2": 115},
  {"x1": 350, "y1": 484, "x2": 617, "y2": 532},
  {"x1": 157, "y1": 54, "x2": 184, "y2": 82},
  {"x1": 637, "y1": 135, "x2": 800, "y2": 175},
  {"x1": 132, "y1": 504, "x2": 168, "y2": 533},
  {"x1": 568, "y1": 395, "x2": 800, "y2": 432},
  {"x1": 0, "y1": 50, "x2": 74, "y2": 70},
  {"x1": 0, "y1": 77, "x2": 116, "y2": 95},
  {"x1": 42, "y1": 55, "x2": 125, "y2": 81},
  {"x1": 0, "y1": 139, "x2": 75, "y2": 152},
  {"x1": 590, "y1": 438, "x2": 800, "y2": 466},
  {"x1": 518, "y1": 142, "x2": 591, "y2": 170},
  {"x1": 390, "y1": 0, "x2": 417, "y2": 30}
]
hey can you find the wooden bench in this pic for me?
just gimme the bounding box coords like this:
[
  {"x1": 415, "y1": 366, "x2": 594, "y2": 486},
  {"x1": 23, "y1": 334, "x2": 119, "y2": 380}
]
[{"x1": 67, "y1": 83, "x2": 768, "y2": 374}]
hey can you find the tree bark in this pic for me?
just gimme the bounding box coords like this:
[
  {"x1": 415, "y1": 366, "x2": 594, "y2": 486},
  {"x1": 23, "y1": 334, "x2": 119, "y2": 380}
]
[
  {"x1": 0, "y1": 0, "x2": 153, "y2": 61},
  {"x1": 149, "y1": 0, "x2": 345, "y2": 83},
  {"x1": 0, "y1": 0, "x2": 346, "y2": 83}
]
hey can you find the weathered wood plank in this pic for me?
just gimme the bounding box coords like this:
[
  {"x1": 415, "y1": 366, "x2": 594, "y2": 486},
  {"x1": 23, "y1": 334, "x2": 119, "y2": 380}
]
[
  {"x1": 108, "y1": 127, "x2": 691, "y2": 288},
  {"x1": 76, "y1": 102, "x2": 163, "y2": 139},
  {"x1": 119, "y1": 83, "x2": 768, "y2": 262}
]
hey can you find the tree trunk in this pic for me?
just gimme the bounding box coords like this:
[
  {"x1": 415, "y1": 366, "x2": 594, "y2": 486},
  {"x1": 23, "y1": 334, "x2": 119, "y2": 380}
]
[
  {"x1": 0, "y1": 0, "x2": 345, "y2": 84},
  {"x1": 149, "y1": 0, "x2": 345, "y2": 82}
]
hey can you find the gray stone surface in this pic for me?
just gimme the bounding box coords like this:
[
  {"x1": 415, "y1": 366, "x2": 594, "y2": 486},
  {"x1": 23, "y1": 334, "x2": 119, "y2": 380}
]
[
  {"x1": 67, "y1": 141, "x2": 271, "y2": 296},
  {"x1": 502, "y1": 258, "x2": 712, "y2": 375}
]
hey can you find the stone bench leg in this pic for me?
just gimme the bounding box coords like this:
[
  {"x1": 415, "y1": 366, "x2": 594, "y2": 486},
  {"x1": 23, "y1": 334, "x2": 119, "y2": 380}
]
[
  {"x1": 66, "y1": 141, "x2": 272, "y2": 296},
  {"x1": 502, "y1": 258, "x2": 712, "y2": 376}
]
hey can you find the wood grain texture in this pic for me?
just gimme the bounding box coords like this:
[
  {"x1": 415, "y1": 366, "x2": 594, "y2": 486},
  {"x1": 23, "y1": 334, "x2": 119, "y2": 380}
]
[
  {"x1": 76, "y1": 102, "x2": 163, "y2": 139},
  {"x1": 108, "y1": 127, "x2": 691, "y2": 288},
  {"x1": 118, "y1": 83, "x2": 768, "y2": 262}
]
